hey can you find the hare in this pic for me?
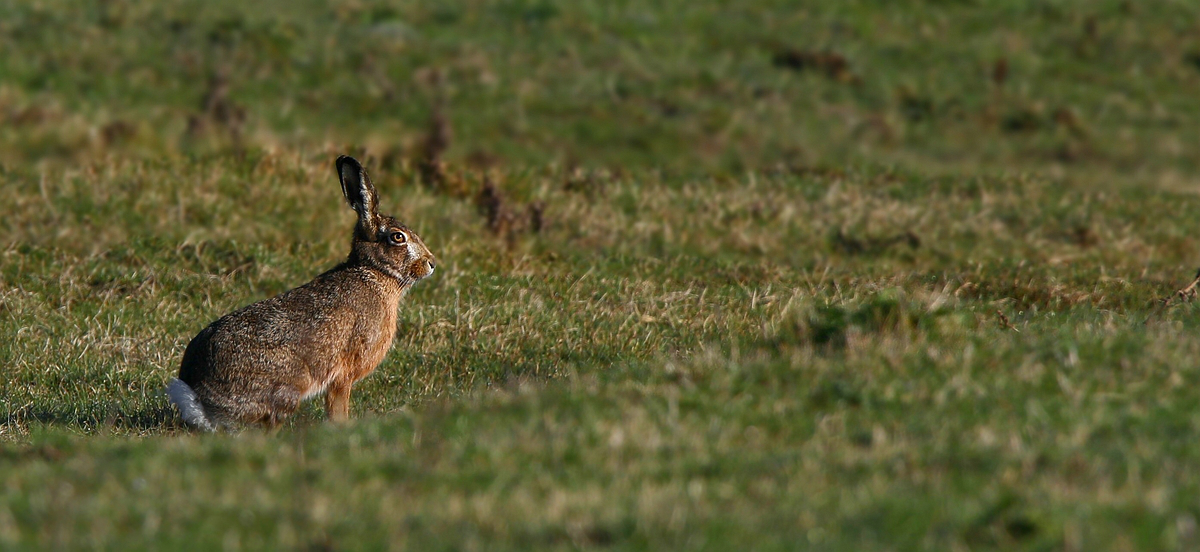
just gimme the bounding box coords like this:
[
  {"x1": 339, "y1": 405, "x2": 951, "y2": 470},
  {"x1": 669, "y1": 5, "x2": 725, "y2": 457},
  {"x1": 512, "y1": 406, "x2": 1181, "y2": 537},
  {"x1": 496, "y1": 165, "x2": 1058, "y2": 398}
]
[{"x1": 166, "y1": 155, "x2": 436, "y2": 431}]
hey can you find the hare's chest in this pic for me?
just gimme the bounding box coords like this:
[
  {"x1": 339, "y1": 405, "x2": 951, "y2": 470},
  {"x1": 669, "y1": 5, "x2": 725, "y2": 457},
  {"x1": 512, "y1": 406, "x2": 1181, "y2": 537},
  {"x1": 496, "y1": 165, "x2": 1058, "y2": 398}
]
[{"x1": 349, "y1": 304, "x2": 400, "y2": 381}]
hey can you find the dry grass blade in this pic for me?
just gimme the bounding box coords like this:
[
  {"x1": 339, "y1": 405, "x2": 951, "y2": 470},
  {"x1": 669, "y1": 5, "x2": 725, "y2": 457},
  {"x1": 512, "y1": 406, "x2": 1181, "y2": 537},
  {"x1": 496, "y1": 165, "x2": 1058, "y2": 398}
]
[
  {"x1": 1144, "y1": 268, "x2": 1200, "y2": 325},
  {"x1": 995, "y1": 310, "x2": 1019, "y2": 332}
]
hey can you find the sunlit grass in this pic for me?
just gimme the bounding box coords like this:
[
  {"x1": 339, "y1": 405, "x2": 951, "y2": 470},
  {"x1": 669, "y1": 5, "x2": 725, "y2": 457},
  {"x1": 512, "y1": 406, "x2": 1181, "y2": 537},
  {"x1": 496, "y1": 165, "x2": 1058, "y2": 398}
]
[
  {"x1": 3, "y1": 150, "x2": 1200, "y2": 549},
  {"x1": 4, "y1": 0, "x2": 1200, "y2": 549}
]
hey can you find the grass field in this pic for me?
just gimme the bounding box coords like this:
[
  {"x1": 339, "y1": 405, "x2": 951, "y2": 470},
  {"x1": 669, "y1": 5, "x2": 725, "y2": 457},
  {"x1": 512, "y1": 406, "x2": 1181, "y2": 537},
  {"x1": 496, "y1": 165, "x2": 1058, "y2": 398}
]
[{"x1": 4, "y1": 0, "x2": 1200, "y2": 550}]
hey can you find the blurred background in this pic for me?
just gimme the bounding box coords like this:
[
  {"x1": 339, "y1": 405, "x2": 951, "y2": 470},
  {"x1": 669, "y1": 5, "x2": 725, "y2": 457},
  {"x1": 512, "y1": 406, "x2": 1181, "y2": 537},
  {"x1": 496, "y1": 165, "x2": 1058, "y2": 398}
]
[{"x1": 3, "y1": 0, "x2": 1198, "y2": 183}]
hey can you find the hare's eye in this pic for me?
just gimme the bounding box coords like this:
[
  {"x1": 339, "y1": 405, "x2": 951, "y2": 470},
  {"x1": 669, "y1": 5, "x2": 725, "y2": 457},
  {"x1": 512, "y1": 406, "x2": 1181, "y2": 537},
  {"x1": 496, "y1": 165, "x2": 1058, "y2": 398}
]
[{"x1": 388, "y1": 231, "x2": 407, "y2": 245}]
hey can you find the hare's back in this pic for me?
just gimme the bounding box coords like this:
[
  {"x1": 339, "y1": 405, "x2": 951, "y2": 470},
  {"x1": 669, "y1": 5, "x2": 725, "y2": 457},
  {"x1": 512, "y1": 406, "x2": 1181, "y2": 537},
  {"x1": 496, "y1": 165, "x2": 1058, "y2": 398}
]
[{"x1": 177, "y1": 294, "x2": 354, "y2": 386}]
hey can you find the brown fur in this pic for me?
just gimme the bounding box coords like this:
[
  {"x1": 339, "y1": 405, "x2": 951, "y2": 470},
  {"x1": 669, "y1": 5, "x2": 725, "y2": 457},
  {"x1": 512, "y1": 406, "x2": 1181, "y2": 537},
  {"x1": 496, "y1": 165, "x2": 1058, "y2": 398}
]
[{"x1": 172, "y1": 156, "x2": 435, "y2": 429}]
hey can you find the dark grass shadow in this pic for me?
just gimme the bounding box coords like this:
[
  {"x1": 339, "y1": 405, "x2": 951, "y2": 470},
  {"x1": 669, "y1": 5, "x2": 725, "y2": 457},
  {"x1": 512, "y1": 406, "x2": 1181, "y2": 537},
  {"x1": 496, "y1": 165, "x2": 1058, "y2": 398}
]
[
  {"x1": 4, "y1": 402, "x2": 187, "y2": 434},
  {"x1": 4, "y1": 401, "x2": 363, "y2": 436}
]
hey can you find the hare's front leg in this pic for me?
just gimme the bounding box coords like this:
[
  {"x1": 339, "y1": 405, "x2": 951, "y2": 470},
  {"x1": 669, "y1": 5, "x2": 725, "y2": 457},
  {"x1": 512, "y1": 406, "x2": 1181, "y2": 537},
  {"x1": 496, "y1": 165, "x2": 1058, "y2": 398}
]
[{"x1": 325, "y1": 381, "x2": 352, "y2": 422}]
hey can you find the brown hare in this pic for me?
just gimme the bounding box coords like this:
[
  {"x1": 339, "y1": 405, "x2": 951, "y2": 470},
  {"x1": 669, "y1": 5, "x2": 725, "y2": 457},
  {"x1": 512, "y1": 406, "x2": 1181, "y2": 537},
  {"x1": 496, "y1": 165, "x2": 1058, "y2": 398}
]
[{"x1": 166, "y1": 155, "x2": 436, "y2": 431}]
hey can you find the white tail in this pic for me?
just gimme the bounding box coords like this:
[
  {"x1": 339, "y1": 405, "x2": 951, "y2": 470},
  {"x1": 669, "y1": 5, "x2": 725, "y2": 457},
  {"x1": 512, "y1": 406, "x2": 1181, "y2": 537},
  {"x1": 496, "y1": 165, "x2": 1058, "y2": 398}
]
[{"x1": 166, "y1": 378, "x2": 217, "y2": 432}]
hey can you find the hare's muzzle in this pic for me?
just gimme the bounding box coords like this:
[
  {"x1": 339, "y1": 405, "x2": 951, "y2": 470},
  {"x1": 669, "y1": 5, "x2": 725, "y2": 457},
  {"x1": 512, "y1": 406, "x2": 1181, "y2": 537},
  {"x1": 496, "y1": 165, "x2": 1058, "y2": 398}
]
[{"x1": 412, "y1": 257, "x2": 436, "y2": 280}]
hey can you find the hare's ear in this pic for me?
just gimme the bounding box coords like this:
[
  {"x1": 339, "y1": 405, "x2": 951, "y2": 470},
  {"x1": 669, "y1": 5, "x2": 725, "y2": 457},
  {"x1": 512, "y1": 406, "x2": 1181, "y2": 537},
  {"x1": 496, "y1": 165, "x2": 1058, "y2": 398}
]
[{"x1": 336, "y1": 155, "x2": 380, "y2": 235}]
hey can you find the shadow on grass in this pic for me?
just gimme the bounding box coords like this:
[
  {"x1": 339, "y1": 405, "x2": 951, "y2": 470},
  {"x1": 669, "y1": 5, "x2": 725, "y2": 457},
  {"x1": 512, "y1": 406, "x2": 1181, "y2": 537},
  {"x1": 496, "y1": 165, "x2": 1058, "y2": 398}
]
[{"x1": 4, "y1": 402, "x2": 186, "y2": 434}]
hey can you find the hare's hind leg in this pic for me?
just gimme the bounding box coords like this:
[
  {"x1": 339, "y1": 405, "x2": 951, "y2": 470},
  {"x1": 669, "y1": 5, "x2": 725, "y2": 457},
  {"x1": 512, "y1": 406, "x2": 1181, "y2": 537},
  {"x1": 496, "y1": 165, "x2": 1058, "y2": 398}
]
[
  {"x1": 324, "y1": 381, "x2": 352, "y2": 422},
  {"x1": 259, "y1": 411, "x2": 284, "y2": 432},
  {"x1": 255, "y1": 386, "x2": 301, "y2": 431}
]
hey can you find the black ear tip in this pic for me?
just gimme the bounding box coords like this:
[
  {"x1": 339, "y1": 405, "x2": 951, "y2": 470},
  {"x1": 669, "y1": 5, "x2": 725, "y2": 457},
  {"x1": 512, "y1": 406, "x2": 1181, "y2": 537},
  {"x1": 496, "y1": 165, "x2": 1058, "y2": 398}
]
[{"x1": 336, "y1": 155, "x2": 361, "y2": 174}]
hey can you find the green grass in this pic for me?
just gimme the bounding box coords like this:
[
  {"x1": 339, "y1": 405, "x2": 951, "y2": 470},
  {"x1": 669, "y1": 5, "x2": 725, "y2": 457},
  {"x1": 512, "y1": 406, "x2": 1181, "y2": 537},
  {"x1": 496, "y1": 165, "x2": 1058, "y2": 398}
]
[
  {"x1": 3, "y1": 0, "x2": 1200, "y2": 178},
  {"x1": 4, "y1": 1, "x2": 1200, "y2": 550}
]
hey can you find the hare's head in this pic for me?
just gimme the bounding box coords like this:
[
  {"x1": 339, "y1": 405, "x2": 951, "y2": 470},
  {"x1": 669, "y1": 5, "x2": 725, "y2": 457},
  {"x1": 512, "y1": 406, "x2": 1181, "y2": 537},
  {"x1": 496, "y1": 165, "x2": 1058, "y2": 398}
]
[{"x1": 337, "y1": 156, "x2": 436, "y2": 284}]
